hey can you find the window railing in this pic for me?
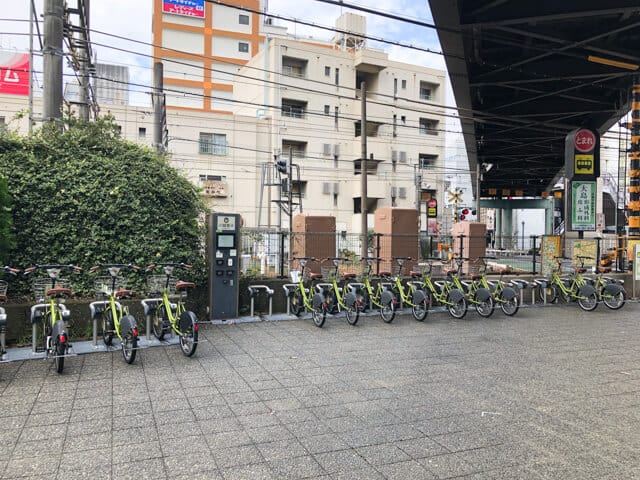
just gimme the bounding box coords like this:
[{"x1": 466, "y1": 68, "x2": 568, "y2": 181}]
[
  {"x1": 281, "y1": 105, "x2": 305, "y2": 118},
  {"x1": 199, "y1": 142, "x2": 228, "y2": 155}
]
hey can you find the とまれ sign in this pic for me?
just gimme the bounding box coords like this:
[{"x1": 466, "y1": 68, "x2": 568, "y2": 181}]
[
  {"x1": 565, "y1": 128, "x2": 600, "y2": 180},
  {"x1": 427, "y1": 198, "x2": 437, "y2": 218}
]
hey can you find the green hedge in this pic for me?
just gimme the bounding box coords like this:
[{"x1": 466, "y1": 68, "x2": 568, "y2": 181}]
[{"x1": 0, "y1": 118, "x2": 207, "y2": 296}]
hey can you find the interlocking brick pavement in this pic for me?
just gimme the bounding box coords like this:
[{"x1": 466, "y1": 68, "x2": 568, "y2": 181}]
[{"x1": 2, "y1": 303, "x2": 640, "y2": 479}]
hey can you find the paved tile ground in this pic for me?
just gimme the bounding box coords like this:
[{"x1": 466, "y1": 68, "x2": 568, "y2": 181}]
[{"x1": 2, "y1": 302, "x2": 640, "y2": 479}]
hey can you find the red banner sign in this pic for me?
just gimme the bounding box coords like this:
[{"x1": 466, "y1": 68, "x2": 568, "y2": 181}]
[{"x1": 0, "y1": 52, "x2": 29, "y2": 96}]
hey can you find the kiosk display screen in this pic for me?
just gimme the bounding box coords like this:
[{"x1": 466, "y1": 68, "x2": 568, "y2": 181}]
[{"x1": 217, "y1": 234, "x2": 235, "y2": 248}]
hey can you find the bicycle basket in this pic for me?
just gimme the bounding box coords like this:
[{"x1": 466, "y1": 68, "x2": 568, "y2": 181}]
[
  {"x1": 0, "y1": 280, "x2": 7, "y2": 297},
  {"x1": 320, "y1": 266, "x2": 338, "y2": 280},
  {"x1": 146, "y1": 275, "x2": 176, "y2": 295},
  {"x1": 290, "y1": 270, "x2": 301, "y2": 283},
  {"x1": 33, "y1": 278, "x2": 71, "y2": 302},
  {"x1": 94, "y1": 276, "x2": 127, "y2": 297}
]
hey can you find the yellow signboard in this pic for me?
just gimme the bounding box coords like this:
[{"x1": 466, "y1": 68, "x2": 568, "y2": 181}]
[
  {"x1": 574, "y1": 154, "x2": 594, "y2": 175},
  {"x1": 541, "y1": 235, "x2": 561, "y2": 276}
]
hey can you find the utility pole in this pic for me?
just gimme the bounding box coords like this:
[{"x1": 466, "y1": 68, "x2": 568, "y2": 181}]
[
  {"x1": 77, "y1": 0, "x2": 90, "y2": 121},
  {"x1": 360, "y1": 81, "x2": 368, "y2": 256},
  {"x1": 414, "y1": 164, "x2": 422, "y2": 230},
  {"x1": 153, "y1": 62, "x2": 165, "y2": 153},
  {"x1": 288, "y1": 147, "x2": 293, "y2": 232},
  {"x1": 43, "y1": 0, "x2": 64, "y2": 126},
  {"x1": 28, "y1": 0, "x2": 35, "y2": 133},
  {"x1": 475, "y1": 162, "x2": 481, "y2": 222}
]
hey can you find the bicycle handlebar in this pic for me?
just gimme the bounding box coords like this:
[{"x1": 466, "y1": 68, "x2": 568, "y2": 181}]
[
  {"x1": 90, "y1": 263, "x2": 140, "y2": 272},
  {"x1": 24, "y1": 264, "x2": 82, "y2": 275},
  {"x1": 291, "y1": 257, "x2": 317, "y2": 262},
  {"x1": 1, "y1": 266, "x2": 20, "y2": 275},
  {"x1": 145, "y1": 262, "x2": 192, "y2": 271}
]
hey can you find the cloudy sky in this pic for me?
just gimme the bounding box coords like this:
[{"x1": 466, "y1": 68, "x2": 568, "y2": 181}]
[{"x1": 0, "y1": 0, "x2": 446, "y2": 106}]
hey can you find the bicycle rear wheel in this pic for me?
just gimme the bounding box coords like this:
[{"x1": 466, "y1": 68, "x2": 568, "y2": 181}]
[
  {"x1": 475, "y1": 296, "x2": 495, "y2": 318},
  {"x1": 179, "y1": 311, "x2": 198, "y2": 357},
  {"x1": 578, "y1": 291, "x2": 598, "y2": 311},
  {"x1": 538, "y1": 283, "x2": 558, "y2": 303},
  {"x1": 345, "y1": 304, "x2": 359, "y2": 325},
  {"x1": 500, "y1": 296, "x2": 519, "y2": 316},
  {"x1": 411, "y1": 299, "x2": 429, "y2": 321},
  {"x1": 312, "y1": 303, "x2": 326, "y2": 327},
  {"x1": 602, "y1": 289, "x2": 625, "y2": 310},
  {"x1": 54, "y1": 339, "x2": 65, "y2": 374},
  {"x1": 122, "y1": 330, "x2": 137, "y2": 364}
]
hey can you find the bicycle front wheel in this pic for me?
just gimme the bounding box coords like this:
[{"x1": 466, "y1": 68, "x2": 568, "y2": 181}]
[
  {"x1": 538, "y1": 283, "x2": 558, "y2": 303},
  {"x1": 578, "y1": 292, "x2": 598, "y2": 311},
  {"x1": 153, "y1": 305, "x2": 167, "y2": 340},
  {"x1": 122, "y1": 330, "x2": 137, "y2": 364},
  {"x1": 102, "y1": 310, "x2": 114, "y2": 346},
  {"x1": 602, "y1": 289, "x2": 626, "y2": 310},
  {"x1": 179, "y1": 311, "x2": 198, "y2": 357},
  {"x1": 290, "y1": 290, "x2": 304, "y2": 316}
]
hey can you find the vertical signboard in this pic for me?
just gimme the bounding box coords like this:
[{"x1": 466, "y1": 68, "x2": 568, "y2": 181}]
[
  {"x1": 540, "y1": 235, "x2": 561, "y2": 276},
  {"x1": 0, "y1": 52, "x2": 29, "y2": 96},
  {"x1": 162, "y1": 0, "x2": 205, "y2": 17},
  {"x1": 570, "y1": 181, "x2": 596, "y2": 231}
]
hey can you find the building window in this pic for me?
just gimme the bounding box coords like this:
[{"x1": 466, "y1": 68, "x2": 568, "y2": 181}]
[
  {"x1": 282, "y1": 56, "x2": 307, "y2": 78},
  {"x1": 401, "y1": 79, "x2": 407, "y2": 89},
  {"x1": 335, "y1": 67, "x2": 339, "y2": 86},
  {"x1": 334, "y1": 106, "x2": 339, "y2": 128},
  {"x1": 419, "y1": 154, "x2": 438, "y2": 169},
  {"x1": 199, "y1": 133, "x2": 227, "y2": 155},
  {"x1": 420, "y1": 81, "x2": 434, "y2": 100},
  {"x1": 419, "y1": 118, "x2": 438, "y2": 135},
  {"x1": 393, "y1": 78, "x2": 398, "y2": 96},
  {"x1": 392, "y1": 114, "x2": 397, "y2": 137},
  {"x1": 324, "y1": 105, "x2": 330, "y2": 115},
  {"x1": 138, "y1": 127, "x2": 146, "y2": 138},
  {"x1": 401, "y1": 115, "x2": 406, "y2": 124},
  {"x1": 281, "y1": 99, "x2": 306, "y2": 119},
  {"x1": 282, "y1": 140, "x2": 306, "y2": 158},
  {"x1": 239, "y1": 42, "x2": 249, "y2": 53},
  {"x1": 324, "y1": 66, "x2": 331, "y2": 77},
  {"x1": 239, "y1": 14, "x2": 249, "y2": 25}
]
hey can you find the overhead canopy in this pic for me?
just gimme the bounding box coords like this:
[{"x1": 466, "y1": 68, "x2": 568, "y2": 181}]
[{"x1": 429, "y1": 0, "x2": 640, "y2": 197}]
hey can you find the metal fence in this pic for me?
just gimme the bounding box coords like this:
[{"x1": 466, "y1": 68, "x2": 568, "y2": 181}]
[{"x1": 239, "y1": 228, "x2": 632, "y2": 279}]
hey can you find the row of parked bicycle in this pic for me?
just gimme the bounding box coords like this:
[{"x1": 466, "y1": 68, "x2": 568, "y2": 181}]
[
  {"x1": 0, "y1": 263, "x2": 199, "y2": 373},
  {"x1": 285, "y1": 255, "x2": 627, "y2": 328}
]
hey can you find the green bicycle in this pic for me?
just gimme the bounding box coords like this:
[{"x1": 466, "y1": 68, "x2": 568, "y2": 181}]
[
  {"x1": 389, "y1": 257, "x2": 429, "y2": 321},
  {"x1": 0, "y1": 266, "x2": 19, "y2": 360},
  {"x1": 593, "y1": 265, "x2": 626, "y2": 310},
  {"x1": 448, "y1": 257, "x2": 494, "y2": 318},
  {"x1": 357, "y1": 257, "x2": 395, "y2": 323},
  {"x1": 144, "y1": 263, "x2": 199, "y2": 357},
  {"x1": 417, "y1": 258, "x2": 467, "y2": 319},
  {"x1": 25, "y1": 264, "x2": 81, "y2": 373},
  {"x1": 538, "y1": 256, "x2": 598, "y2": 311},
  {"x1": 469, "y1": 257, "x2": 519, "y2": 316},
  {"x1": 288, "y1": 257, "x2": 327, "y2": 327},
  {"x1": 90, "y1": 263, "x2": 140, "y2": 364},
  {"x1": 320, "y1": 257, "x2": 360, "y2": 326}
]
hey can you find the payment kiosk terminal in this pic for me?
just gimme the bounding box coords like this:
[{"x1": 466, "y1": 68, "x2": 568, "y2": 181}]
[{"x1": 208, "y1": 213, "x2": 241, "y2": 320}]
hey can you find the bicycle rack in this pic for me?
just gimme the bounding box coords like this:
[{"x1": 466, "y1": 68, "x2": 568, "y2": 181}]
[
  {"x1": 140, "y1": 298, "x2": 166, "y2": 341},
  {"x1": 29, "y1": 303, "x2": 70, "y2": 354},
  {"x1": 510, "y1": 279, "x2": 530, "y2": 305},
  {"x1": 282, "y1": 284, "x2": 299, "y2": 315},
  {"x1": 0, "y1": 307, "x2": 6, "y2": 359},
  {"x1": 89, "y1": 300, "x2": 124, "y2": 347},
  {"x1": 247, "y1": 285, "x2": 274, "y2": 317},
  {"x1": 533, "y1": 279, "x2": 550, "y2": 304}
]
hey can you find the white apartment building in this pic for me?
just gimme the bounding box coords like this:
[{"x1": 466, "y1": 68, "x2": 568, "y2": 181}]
[{"x1": 2, "y1": 11, "x2": 447, "y2": 233}]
